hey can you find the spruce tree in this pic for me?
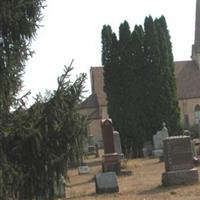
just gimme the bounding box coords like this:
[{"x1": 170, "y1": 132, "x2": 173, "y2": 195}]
[{"x1": 0, "y1": 1, "x2": 45, "y2": 199}]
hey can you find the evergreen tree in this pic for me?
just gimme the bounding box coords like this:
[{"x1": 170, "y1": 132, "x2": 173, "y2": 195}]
[
  {"x1": 102, "y1": 16, "x2": 181, "y2": 157},
  {"x1": 143, "y1": 16, "x2": 163, "y2": 140},
  {"x1": 129, "y1": 25, "x2": 146, "y2": 156},
  {"x1": 0, "y1": 1, "x2": 45, "y2": 199},
  {"x1": 4, "y1": 65, "x2": 87, "y2": 200},
  {"x1": 154, "y1": 16, "x2": 181, "y2": 135}
]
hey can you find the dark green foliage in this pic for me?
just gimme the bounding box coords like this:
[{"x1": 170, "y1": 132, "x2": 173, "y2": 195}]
[
  {"x1": 102, "y1": 16, "x2": 181, "y2": 157},
  {"x1": 0, "y1": 1, "x2": 45, "y2": 199},
  {"x1": 0, "y1": 0, "x2": 45, "y2": 115},
  {"x1": 1, "y1": 66, "x2": 87, "y2": 200},
  {"x1": 0, "y1": 1, "x2": 87, "y2": 199}
]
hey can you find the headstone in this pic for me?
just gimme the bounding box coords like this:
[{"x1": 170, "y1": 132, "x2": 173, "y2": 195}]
[
  {"x1": 95, "y1": 172, "x2": 119, "y2": 194},
  {"x1": 142, "y1": 141, "x2": 153, "y2": 157},
  {"x1": 54, "y1": 174, "x2": 66, "y2": 198},
  {"x1": 152, "y1": 122, "x2": 169, "y2": 159},
  {"x1": 113, "y1": 131, "x2": 124, "y2": 159},
  {"x1": 101, "y1": 119, "x2": 121, "y2": 173},
  {"x1": 101, "y1": 119, "x2": 115, "y2": 154},
  {"x1": 162, "y1": 136, "x2": 199, "y2": 186},
  {"x1": 78, "y1": 165, "x2": 90, "y2": 175},
  {"x1": 193, "y1": 138, "x2": 200, "y2": 155}
]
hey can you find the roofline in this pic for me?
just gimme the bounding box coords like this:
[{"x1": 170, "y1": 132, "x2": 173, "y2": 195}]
[{"x1": 179, "y1": 96, "x2": 200, "y2": 100}]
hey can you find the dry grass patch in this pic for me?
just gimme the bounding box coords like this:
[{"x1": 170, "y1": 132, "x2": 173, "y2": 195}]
[{"x1": 66, "y1": 157, "x2": 200, "y2": 200}]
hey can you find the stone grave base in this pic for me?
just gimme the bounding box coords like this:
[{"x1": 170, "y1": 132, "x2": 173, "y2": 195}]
[
  {"x1": 162, "y1": 168, "x2": 199, "y2": 186},
  {"x1": 102, "y1": 160, "x2": 121, "y2": 174},
  {"x1": 118, "y1": 153, "x2": 125, "y2": 160},
  {"x1": 95, "y1": 172, "x2": 119, "y2": 194},
  {"x1": 102, "y1": 153, "x2": 121, "y2": 174},
  {"x1": 152, "y1": 149, "x2": 163, "y2": 157}
]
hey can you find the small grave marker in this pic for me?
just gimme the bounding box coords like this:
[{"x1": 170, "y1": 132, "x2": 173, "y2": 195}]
[
  {"x1": 78, "y1": 165, "x2": 90, "y2": 175},
  {"x1": 95, "y1": 172, "x2": 119, "y2": 194}
]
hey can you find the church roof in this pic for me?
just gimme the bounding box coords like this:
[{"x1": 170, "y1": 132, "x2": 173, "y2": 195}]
[
  {"x1": 88, "y1": 108, "x2": 101, "y2": 120},
  {"x1": 175, "y1": 60, "x2": 200, "y2": 99},
  {"x1": 79, "y1": 93, "x2": 99, "y2": 109},
  {"x1": 194, "y1": 0, "x2": 200, "y2": 53},
  {"x1": 80, "y1": 60, "x2": 200, "y2": 111}
]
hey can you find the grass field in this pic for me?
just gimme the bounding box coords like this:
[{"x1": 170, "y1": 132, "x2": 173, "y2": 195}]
[{"x1": 66, "y1": 154, "x2": 200, "y2": 200}]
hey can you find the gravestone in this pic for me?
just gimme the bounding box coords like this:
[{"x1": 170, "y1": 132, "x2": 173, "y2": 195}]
[
  {"x1": 102, "y1": 119, "x2": 115, "y2": 154},
  {"x1": 152, "y1": 122, "x2": 169, "y2": 159},
  {"x1": 101, "y1": 119, "x2": 120, "y2": 174},
  {"x1": 78, "y1": 165, "x2": 90, "y2": 175},
  {"x1": 54, "y1": 174, "x2": 66, "y2": 198},
  {"x1": 162, "y1": 136, "x2": 199, "y2": 186},
  {"x1": 113, "y1": 131, "x2": 124, "y2": 159},
  {"x1": 142, "y1": 141, "x2": 153, "y2": 157},
  {"x1": 95, "y1": 172, "x2": 119, "y2": 194}
]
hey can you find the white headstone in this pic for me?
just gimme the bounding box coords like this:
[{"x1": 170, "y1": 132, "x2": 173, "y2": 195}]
[
  {"x1": 78, "y1": 165, "x2": 90, "y2": 175},
  {"x1": 95, "y1": 172, "x2": 119, "y2": 194},
  {"x1": 113, "y1": 131, "x2": 124, "y2": 159},
  {"x1": 153, "y1": 123, "x2": 169, "y2": 150},
  {"x1": 153, "y1": 122, "x2": 169, "y2": 158}
]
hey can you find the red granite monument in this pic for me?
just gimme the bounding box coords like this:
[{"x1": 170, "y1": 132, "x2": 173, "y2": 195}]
[{"x1": 101, "y1": 119, "x2": 120, "y2": 174}]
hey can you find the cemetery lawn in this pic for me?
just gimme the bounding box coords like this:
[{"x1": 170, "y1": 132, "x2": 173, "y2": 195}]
[{"x1": 66, "y1": 153, "x2": 200, "y2": 200}]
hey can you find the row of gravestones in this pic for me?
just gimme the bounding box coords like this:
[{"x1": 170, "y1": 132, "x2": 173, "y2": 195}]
[
  {"x1": 78, "y1": 119, "x2": 200, "y2": 195},
  {"x1": 78, "y1": 119, "x2": 123, "y2": 194},
  {"x1": 143, "y1": 124, "x2": 200, "y2": 164}
]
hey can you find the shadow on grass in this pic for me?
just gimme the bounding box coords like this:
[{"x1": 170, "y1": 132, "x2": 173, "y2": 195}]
[
  {"x1": 69, "y1": 192, "x2": 96, "y2": 199},
  {"x1": 137, "y1": 185, "x2": 169, "y2": 195},
  {"x1": 69, "y1": 177, "x2": 94, "y2": 187},
  {"x1": 138, "y1": 182, "x2": 199, "y2": 195}
]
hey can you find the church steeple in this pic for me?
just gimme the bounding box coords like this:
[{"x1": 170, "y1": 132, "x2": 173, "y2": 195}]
[
  {"x1": 192, "y1": 0, "x2": 200, "y2": 68},
  {"x1": 194, "y1": 0, "x2": 200, "y2": 51}
]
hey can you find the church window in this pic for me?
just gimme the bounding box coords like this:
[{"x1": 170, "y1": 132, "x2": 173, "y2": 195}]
[
  {"x1": 194, "y1": 104, "x2": 200, "y2": 124},
  {"x1": 184, "y1": 114, "x2": 189, "y2": 127}
]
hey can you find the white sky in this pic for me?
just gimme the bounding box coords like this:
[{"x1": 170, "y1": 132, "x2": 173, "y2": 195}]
[{"x1": 22, "y1": 0, "x2": 196, "y2": 103}]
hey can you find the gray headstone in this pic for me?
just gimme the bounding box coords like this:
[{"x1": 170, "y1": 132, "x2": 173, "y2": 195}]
[
  {"x1": 162, "y1": 136, "x2": 199, "y2": 186},
  {"x1": 78, "y1": 165, "x2": 90, "y2": 175},
  {"x1": 54, "y1": 175, "x2": 66, "y2": 198},
  {"x1": 163, "y1": 136, "x2": 194, "y2": 171},
  {"x1": 153, "y1": 123, "x2": 169, "y2": 150},
  {"x1": 95, "y1": 172, "x2": 119, "y2": 194},
  {"x1": 142, "y1": 141, "x2": 153, "y2": 157},
  {"x1": 113, "y1": 131, "x2": 124, "y2": 159},
  {"x1": 153, "y1": 123, "x2": 169, "y2": 158}
]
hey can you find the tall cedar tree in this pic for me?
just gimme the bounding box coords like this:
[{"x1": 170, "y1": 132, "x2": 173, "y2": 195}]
[
  {"x1": 143, "y1": 16, "x2": 163, "y2": 141},
  {"x1": 102, "y1": 16, "x2": 181, "y2": 157},
  {"x1": 154, "y1": 16, "x2": 181, "y2": 135}
]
